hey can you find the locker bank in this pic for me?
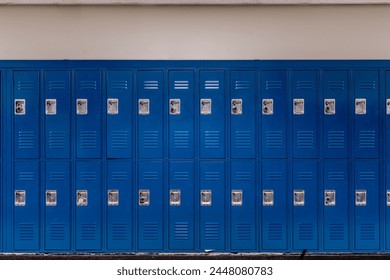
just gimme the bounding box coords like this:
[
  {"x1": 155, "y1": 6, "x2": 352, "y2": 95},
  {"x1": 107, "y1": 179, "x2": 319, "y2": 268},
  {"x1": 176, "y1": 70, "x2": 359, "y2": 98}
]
[{"x1": 0, "y1": 60, "x2": 390, "y2": 253}]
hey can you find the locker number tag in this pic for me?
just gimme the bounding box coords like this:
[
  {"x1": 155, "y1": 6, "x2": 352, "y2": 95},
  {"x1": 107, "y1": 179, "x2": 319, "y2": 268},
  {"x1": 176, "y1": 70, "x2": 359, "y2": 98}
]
[
  {"x1": 108, "y1": 190, "x2": 119, "y2": 206},
  {"x1": 15, "y1": 190, "x2": 26, "y2": 206},
  {"x1": 107, "y1": 98, "x2": 119, "y2": 115},
  {"x1": 355, "y1": 98, "x2": 366, "y2": 114},
  {"x1": 138, "y1": 99, "x2": 150, "y2": 115},
  {"x1": 46, "y1": 190, "x2": 57, "y2": 206},
  {"x1": 355, "y1": 190, "x2": 367, "y2": 206},
  {"x1": 169, "y1": 99, "x2": 181, "y2": 115},
  {"x1": 324, "y1": 99, "x2": 336, "y2": 115},
  {"x1": 231, "y1": 190, "x2": 243, "y2": 206},
  {"x1": 294, "y1": 190, "x2": 305, "y2": 206},
  {"x1": 262, "y1": 99, "x2": 274, "y2": 115},
  {"x1": 170, "y1": 189, "x2": 181, "y2": 206},
  {"x1": 200, "y1": 99, "x2": 212, "y2": 115},
  {"x1": 76, "y1": 99, "x2": 88, "y2": 115},
  {"x1": 263, "y1": 190, "x2": 274, "y2": 206},
  {"x1": 324, "y1": 190, "x2": 336, "y2": 206},
  {"x1": 76, "y1": 190, "x2": 88, "y2": 206},
  {"x1": 139, "y1": 190, "x2": 150, "y2": 206},
  {"x1": 45, "y1": 99, "x2": 57, "y2": 115},
  {"x1": 14, "y1": 99, "x2": 26, "y2": 115},
  {"x1": 293, "y1": 99, "x2": 304, "y2": 115},
  {"x1": 200, "y1": 190, "x2": 212, "y2": 206}
]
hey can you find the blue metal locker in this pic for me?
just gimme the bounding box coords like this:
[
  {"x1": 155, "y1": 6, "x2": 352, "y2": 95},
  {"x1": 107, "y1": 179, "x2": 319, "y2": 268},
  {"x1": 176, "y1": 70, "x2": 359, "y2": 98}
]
[
  {"x1": 323, "y1": 160, "x2": 349, "y2": 250},
  {"x1": 386, "y1": 161, "x2": 390, "y2": 250},
  {"x1": 169, "y1": 161, "x2": 194, "y2": 250},
  {"x1": 45, "y1": 161, "x2": 71, "y2": 251},
  {"x1": 13, "y1": 161, "x2": 40, "y2": 251},
  {"x1": 323, "y1": 71, "x2": 349, "y2": 159},
  {"x1": 354, "y1": 71, "x2": 379, "y2": 159},
  {"x1": 230, "y1": 71, "x2": 256, "y2": 159},
  {"x1": 199, "y1": 70, "x2": 225, "y2": 159},
  {"x1": 292, "y1": 160, "x2": 318, "y2": 250},
  {"x1": 261, "y1": 71, "x2": 287, "y2": 159},
  {"x1": 354, "y1": 160, "x2": 379, "y2": 250},
  {"x1": 169, "y1": 71, "x2": 194, "y2": 159},
  {"x1": 44, "y1": 71, "x2": 71, "y2": 159},
  {"x1": 75, "y1": 161, "x2": 101, "y2": 251},
  {"x1": 107, "y1": 161, "x2": 132, "y2": 251},
  {"x1": 230, "y1": 161, "x2": 256, "y2": 251},
  {"x1": 199, "y1": 161, "x2": 225, "y2": 251},
  {"x1": 13, "y1": 71, "x2": 39, "y2": 159},
  {"x1": 75, "y1": 71, "x2": 102, "y2": 159},
  {"x1": 385, "y1": 71, "x2": 390, "y2": 160},
  {"x1": 137, "y1": 71, "x2": 164, "y2": 159},
  {"x1": 138, "y1": 161, "x2": 164, "y2": 250},
  {"x1": 291, "y1": 71, "x2": 318, "y2": 159},
  {"x1": 107, "y1": 71, "x2": 133, "y2": 159},
  {"x1": 261, "y1": 160, "x2": 287, "y2": 250}
]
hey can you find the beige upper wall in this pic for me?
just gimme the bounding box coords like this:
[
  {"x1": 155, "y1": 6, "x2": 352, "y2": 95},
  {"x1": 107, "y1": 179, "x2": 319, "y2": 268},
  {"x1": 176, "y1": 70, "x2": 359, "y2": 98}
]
[{"x1": 0, "y1": 5, "x2": 389, "y2": 59}]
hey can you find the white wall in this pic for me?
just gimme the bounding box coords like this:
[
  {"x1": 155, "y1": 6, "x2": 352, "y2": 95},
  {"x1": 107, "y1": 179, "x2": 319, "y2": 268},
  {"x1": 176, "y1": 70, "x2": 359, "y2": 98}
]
[{"x1": 0, "y1": 5, "x2": 389, "y2": 59}]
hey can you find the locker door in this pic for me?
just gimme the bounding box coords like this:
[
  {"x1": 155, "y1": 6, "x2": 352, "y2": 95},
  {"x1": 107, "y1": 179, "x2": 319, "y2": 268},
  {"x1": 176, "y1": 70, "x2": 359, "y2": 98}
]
[
  {"x1": 138, "y1": 161, "x2": 164, "y2": 250},
  {"x1": 107, "y1": 161, "x2": 132, "y2": 251},
  {"x1": 262, "y1": 160, "x2": 287, "y2": 250},
  {"x1": 137, "y1": 71, "x2": 164, "y2": 159},
  {"x1": 75, "y1": 71, "x2": 102, "y2": 159},
  {"x1": 354, "y1": 71, "x2": 379, "y2": 159},
  {"x1": 323, "y1": 161, "x2": 349, "y2": 250},
  {"x1": 354, "y1": 160, "x2": 379, "y2": 250},
  {"x1": 75, "y1": 161, "x2": 101, "y2": 250},
  {"x1": 385, "y1": 72, "x2": 390, "y2": 160},
  {"x1": 293, "y1": 160, "x2": 318, "y2": 250},
  {"x1": 231, "y1": 161, "x2": 256, "y2": 251},
  {"x1": 14, "y1": 161, "x2": 39, "y2": 251},
  {"x1": 199, "y1": 70, "x2": 225, "y2": 159},
  {"x1": 169, "y1": 71, "x2": 194, "y2": 159},
  {"x1": 13, "y1": 71, "x2": 39, "y2": 159},
  {"x1": 291, "y1": 71, "x2": 318, "y2": 159},
  {"x1": 45, "y1": 162, "x2": 71, "y2": 251},
  {"x1": 44, "y1": 71, "x2": 71, "y2": 159},
  {"x1": 169, "y1": 161, "x2": 194, "y2": 250},
  {"x1": 107, "y1": 71, "x2": 132, "y2": 159},
  {"x1": 199, "y1": 161, "x2": 225, "y2": 251},
  {"x1": 261, "y1": 71, "x2": 287, "y2": 158},
  {"x1": 323, "y1": 71, "x2": 349, "y2": 159},
  {"x1": 230, "y1": 71, "x2": 256, "y2": 159},
  {"x1": 386, "y1": 161, "x2": 390, "y2": 250}
]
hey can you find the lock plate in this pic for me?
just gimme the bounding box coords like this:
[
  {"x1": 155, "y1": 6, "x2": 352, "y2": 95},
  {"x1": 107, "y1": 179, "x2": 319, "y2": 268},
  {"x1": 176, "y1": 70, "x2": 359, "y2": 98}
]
[
  {"x1": 356, "y1": 190, "x2": 367, "y2": 206},
  {"x1": 138, "y1": 99, "x2": 150, "y2": 115},
  {"x1": 46, "y1": 190, "x2": 57, "y2": 206},
  {"x1": 231, "y1": 190, "x2": 243, "y2": 206},
  {"x1": 262, "y1": 99, "x2": 274, "y2": 115},
  {"x1": 355, "y1": 98, "x2": 366, "y2": 114},
  {"x1": 170, "y1": 189, "x2": 181, "y2": 206},
  {"x1": 107, "y1": 98, "x2": 119, "y2": 115},
  {"x1": 45, "y1": 99, "x2": 57, "y2": 115},
  {"x1": 139, "y1": 189, "x2": 150, "y2": 206},
  {"x1": 15, "y1": 190, "x2": 26, "y2": 206},
  {"x1": 200, "y1": 99, "x2": 212, "y2": 115},
  {"x1": 169, "y1": 99, "x2": 181, "y2": 115},
  {"x1": 324, "y1": 190, "x2": 336, "y2": 206},
  {"x1": 76, "y1": 99, "x2": 88, "y2": 115},
  {"x1": 231, "y1": 99, "x2": 242, "y2": 115},
  {"x1": 14, "y1": 99, "x2": 26, "y2": 115},
  {"x1": 263, "y1": 190, "x2": 274, "y2": 206},
  {"x1": 108, "y1": 190, "x2": 119, "y2": 206},
  {"x1": 293, "y1": 99, "x2": 304, "y2": 115},
  {"x1": 200, "y1": 190, "x2": 212, "y2": 206},
  {"x1": 324, "y1": 99, "x2": 336, "y2": 115},
  {"x1": 387, "y1": 99, "x2": 390, "y2": 115},
  {"x1": 387, "y1": 190, "x2": 390, "y2": 206},
  {"x1": 294, "y1": 190, "x2": 305, "y2": 206},
  {"x1": 76, "y1": 190, "x2": 88, "y2": 206}
]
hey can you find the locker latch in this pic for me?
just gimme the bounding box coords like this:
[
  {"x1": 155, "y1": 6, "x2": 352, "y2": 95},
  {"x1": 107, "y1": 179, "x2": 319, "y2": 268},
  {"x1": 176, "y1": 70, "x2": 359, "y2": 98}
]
[
  {"x1": 262, "y1": 99, "x2": 274, "y2": 115},
  {"x1": 294, "y1": 190, "x2": 305, "y2": 206},
  {"x1": 76, "y1": 99, "x2": 88, "y2": 115},
  {"x1": 231, "y1": 190, "x2": 243, "y2": 206},
  {"x1": 169, "y1": 99, "x2": 181, "y2": 115},
  {"x1": 231, "y1": 99, "x2": 242, "y2": 115},
  {"x1": 200, "y1": 190, "x2": 212, "y2": 206},
  {"x1": 14, "y1": 190, "x2": 26, "y2": 206},
  {"x1": 200, "y1": 99, "x2": 212, "y2": 115},
  {"x1": 107, "y1": 98, "x2": 119, "y2": 115},
  {"x1": 324, "y1": 190, "x2": 336, "y2": 206},
  {"x1": 293, "y1": 99, "x2": 304, "y2": 115},
  {"x1": 387, "y1": 190, "x2": 390, "y2": 206},
  {"x1": 170, "y1": 189, "x2": 181, "y2": 206},
  {"x1": 355, "y1": 190, "x2": 367, "y2": 206},
  {"x1": 76, "y1": 190, "x2": 88, "y2": 206},
  {"x1": 139, "y1": 189, "x2": 150, "y2": 206},
  {"x1": 14, "y1": 99, "x2": 26, "y2": 115},
  {"x1": 45, "y1": 99, "x2": 57, "y2": 115},
  {"x1": 355, "y1": 98, "x2": 366, "y2": 115},
  {"x1": 108, "y1": 190, "x2": 119, "y2": 206},
  {"x1": 138, "y1": 99, "x2": 150, "y2": 115},
  {"x1": 263, "y1": 190, "x2": 274, "y2": 206},
  {"x1": 46, "y1": 190, "x2": 57, "y2": 206},
  {"x1": 324, "y1": 99, "x2": 336, "y2": 115},
  {"x1": 387, "y1": 99, "x2": 390, "y2": 115}
]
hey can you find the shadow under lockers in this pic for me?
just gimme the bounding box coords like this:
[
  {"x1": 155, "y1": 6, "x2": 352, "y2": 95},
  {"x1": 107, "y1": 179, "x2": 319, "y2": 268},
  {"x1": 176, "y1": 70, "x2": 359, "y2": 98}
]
[{"x1": 2, "y1": 61, "x2": 390, "y2": 253}]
